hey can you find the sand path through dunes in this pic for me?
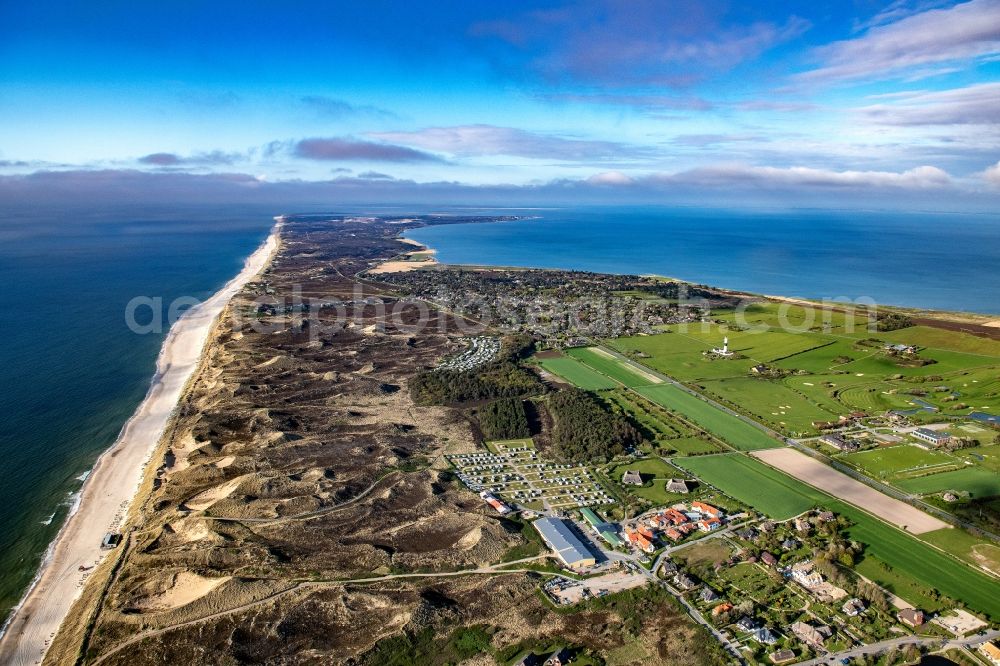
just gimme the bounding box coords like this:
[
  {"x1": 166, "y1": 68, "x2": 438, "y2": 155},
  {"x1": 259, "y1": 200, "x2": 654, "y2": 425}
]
[
  {"x1": 0, "y1": 222, "x2": 281, "y2": 666},
  {"x1": 751, "y1": 448, "x2": 949, "y2": 535}
]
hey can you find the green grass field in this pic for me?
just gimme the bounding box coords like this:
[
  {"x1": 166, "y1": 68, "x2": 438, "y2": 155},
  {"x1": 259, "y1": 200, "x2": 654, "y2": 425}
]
[
  {"x1": 565, "y1": 346, "x2": 659, "y2": 387},
  {"x1": 635, "y1": 384, "x2": 781, "y2": 451},
  {"x1": 535, "y1": 355, "x2": 618, "y2": 390},
  {"x1": 700, "y1": 377, "x2": 841, "y2": 434},
  {"x1": 674, "y1": 454, "x2": 818, "y2": 519},
  {"x1": 895, "y1": 467, "x2": 1000, "y2": 497},
  {"x1": 674, "y1": 453, "x2": 1000, "y2": 618},
  {"x1": 609, "y1": 458, "x2": 694, "y2": 504},
  {"x1": 840, "y1": 445, "x2": 956, "y2": 478}
]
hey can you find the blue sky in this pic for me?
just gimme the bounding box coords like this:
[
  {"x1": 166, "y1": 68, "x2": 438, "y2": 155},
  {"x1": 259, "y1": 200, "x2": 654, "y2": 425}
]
[{"x1": 1, "y1": 0, "x2": 999, "y2": 209}]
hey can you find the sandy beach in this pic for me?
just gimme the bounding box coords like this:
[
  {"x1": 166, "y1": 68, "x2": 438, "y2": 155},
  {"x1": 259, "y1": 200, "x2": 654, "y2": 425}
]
[{"x1": 0, "y1": 221, "x2": 282, "y2": 666}]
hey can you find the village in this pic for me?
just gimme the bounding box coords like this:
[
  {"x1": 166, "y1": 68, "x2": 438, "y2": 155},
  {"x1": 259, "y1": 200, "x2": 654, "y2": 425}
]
[{"x1": 449, "y1": 442, "x2": 999, "y2": 666}]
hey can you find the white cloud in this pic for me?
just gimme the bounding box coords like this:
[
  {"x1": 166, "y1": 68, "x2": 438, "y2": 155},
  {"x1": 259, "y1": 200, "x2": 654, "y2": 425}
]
[
  {"x1": 982, "y1": 160, "x2": 1000, "y2": 186},
  {"x1": 658, "y1": 163, "x2": 952, "y2": 189},
  {"x1": 587, "y1": 171, "x2": 634, "y2": 185},
  {"x1": 857, "y1": 82, "x2": 1000, "y2": 125},
  {"x1": 370, "y1": 125, "x2": 652, "y2": 161},
  {"x1": 800, "y1": 0, "x2": 1000, "y2": 83}
]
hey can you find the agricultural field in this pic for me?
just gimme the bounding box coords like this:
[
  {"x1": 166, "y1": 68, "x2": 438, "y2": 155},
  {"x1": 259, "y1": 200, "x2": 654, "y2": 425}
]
[
  {"x1": 635, "y1": 384, "x2": 781, "y2": 451},
  {"x1": 534, "y1": 353, "x2": 618, "y2": 390},
  {"x1": 565, "y1": 346, "x2": 662, "y2": 387},
  {"x1": 673, "y1": 453, "x2": 819, "y2": 520}
]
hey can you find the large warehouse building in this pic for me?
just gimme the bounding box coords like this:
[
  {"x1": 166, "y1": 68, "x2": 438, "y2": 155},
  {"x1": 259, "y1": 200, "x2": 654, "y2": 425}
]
[{"x1": 533, "y1": 517, "x2": 597, "y2": 569}]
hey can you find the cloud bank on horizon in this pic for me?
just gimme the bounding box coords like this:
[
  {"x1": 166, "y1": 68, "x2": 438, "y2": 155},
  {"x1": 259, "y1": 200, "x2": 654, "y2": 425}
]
[{"x1": 1, "y1": 0, "x2": 998, "y2": 209}]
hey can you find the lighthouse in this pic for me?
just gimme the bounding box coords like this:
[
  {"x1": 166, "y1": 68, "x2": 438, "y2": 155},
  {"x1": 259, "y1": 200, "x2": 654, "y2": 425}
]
[{"x1": 723, "y1": 336, "x2": 729, "y2": 354}]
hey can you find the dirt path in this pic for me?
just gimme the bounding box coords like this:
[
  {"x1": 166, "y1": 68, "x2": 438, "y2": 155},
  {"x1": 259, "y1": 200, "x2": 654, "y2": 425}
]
[{"x1": 88, "y1": 557, "x2": 549, "y2": 665}]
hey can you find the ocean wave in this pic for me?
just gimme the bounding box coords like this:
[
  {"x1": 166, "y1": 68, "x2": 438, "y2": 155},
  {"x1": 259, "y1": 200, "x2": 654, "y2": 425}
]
[
  {"x1": 76, "y1": 470, "x2": 91, "y2": 483},
  {"x1": 39, "y1": 512, "x2": 56, "y2": 526}
]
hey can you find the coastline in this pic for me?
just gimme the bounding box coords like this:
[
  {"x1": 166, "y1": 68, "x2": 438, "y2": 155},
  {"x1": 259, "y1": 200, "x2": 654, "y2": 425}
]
[
  {"x1": 401, "y1": 234, "x2": 1000, "y2": 326},
  {"x1": 0, "y1": 220, "x2": 282, "y2": 666}
]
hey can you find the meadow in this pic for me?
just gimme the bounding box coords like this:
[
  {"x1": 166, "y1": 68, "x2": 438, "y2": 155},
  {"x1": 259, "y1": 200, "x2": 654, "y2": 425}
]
[
  {"x1": 635, "y1": 384, "x2": 781, "y2": 451},
  {"x1": 673, "y1": 454, "x2": 819, "y2": 519},
  {"x1": 699, "y1": 377, "x2": 840, "y2": 434},
  {"x1": 895, "y1": 467, "x2": 1000, "y2": 497},
  {"x1": 608, "y1": 458, "x2": 695, "y2": 505},
  {"x1": 534, "y1": 354, "x2": 618, "y2": 390}
]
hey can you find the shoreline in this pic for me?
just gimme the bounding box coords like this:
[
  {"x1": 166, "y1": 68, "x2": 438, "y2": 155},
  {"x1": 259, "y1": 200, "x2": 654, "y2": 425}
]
[
  {"x1": 401, "y1": 234, "x2": 1000, "y2": 326},
  {"x1": 0, "y1": 220, "x2": 282, "y2": 666}
]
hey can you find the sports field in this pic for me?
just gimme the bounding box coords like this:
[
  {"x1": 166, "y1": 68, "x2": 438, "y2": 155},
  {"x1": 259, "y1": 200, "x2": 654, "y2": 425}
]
[
  {"x1": 635, "y1": 384, "x2": 781, "y2": 451},
  {"x1": 535, "y1": 355, "x2": 617, "y2": 390},
  {"x1": 566, "y1": 346, "x2": 662, "y2": 386},
  {"x1": 700, "y1": 377, "x2": 840, "y2": 434},
  {"x1": 840, "y1": 445, "x2": 956, "y2": 478},
  {"x1": 896, "y1": 467, "x2": 1000, "y2": 498}
]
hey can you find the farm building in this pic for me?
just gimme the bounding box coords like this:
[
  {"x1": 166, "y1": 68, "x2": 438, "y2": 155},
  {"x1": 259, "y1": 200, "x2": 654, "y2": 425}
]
[
  {"x1": 820, "y1": 433, "x2": 858, "y2": 452},
  {"x1": 533, "y1": 517, "x2": 597, "y2": 569},
  {"x1": 912, "y1": 428, "x2": 951, "y2": 447}
]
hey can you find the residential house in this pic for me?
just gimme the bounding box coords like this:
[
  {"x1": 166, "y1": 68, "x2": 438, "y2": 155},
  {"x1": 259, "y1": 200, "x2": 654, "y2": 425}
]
[
  {"x1": 700, "y1": 586, "x2": 720, "y2": 603},
  {"x1": 663, "y1": 508, "x2": 688, "y2": 525},
  {"x1": 622, "y1": 470, "x2": 644, "y2": 486},
  {"x1": 712, "y1": 602, "x2": 733, "y2": 617},
  {"x1": 674, "y1": 573, "x2": 698, "y2": 590},
  {"x1": 761, "y1": 552, "x2": 777, "y2": 567},
  {"x1": 791, "y1": 561, "x2": 824, "y2": 588},
  {"x1": 898, "y1": 608, "x2": 925, "y2": 627},
  {"x1": 698, "y1": 517, "x2": 723, "y2": 532},
  {"x1": 736, "y1": 617, "x2": 758, "y2": 633},
  {"x1": 842, "y1": 598, "x2": 866, "y2": 617},
  {"x1": 769, "y1": 649, "x2": 796, "y2": 664},
  {"x1": 781, "y1": 538, "x2": 799, "y2": 551},
  {"x1": 545, "y1": 648, "x2": 572, "y2": 666},
  {"x1": 515, "y1": 654, "x2": 541, "y2": 666},
  {"x1": 752, "y1": 628, "x2": 778, "y2": 645},
  {"x1": 817, "y1": 511, "x2": 836, "y2": 523},
  {"x1": 793, "y1": 517, "x2": 811, "y2": 533},
  {"x1": 665, "y1": 478, "x2": 691, "y2": 493},
  {"x1": 693, "y1": 501, "x2": 723, "y2": 518},
  {"x1": 790, "y1": 622, "x2": 831, "y2": 650}
]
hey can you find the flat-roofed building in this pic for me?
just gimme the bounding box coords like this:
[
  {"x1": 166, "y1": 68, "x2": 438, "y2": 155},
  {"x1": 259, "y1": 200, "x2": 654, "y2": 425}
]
[
  {"x1": 533, "y1": 517, "x2": 597, "y2": 569},
  {"x1": 913, "y1": 428, "x2": 950, "y2": 447}
]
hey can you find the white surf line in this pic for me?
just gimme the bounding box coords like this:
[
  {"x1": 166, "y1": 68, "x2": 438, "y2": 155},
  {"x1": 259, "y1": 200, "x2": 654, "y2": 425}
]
[{"x1": 0, "y1": 221, "x2": 282, "y2": 666}]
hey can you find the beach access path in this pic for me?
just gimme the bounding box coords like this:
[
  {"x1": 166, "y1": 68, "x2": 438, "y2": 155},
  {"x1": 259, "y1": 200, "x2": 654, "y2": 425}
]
[{"x1": 0, "y1": 223, "x2": 281, "y2": 666}]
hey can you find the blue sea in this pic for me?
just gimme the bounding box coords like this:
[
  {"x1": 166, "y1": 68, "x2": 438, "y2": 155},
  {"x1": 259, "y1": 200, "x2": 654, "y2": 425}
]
[
  {"x1": 0, "y1": 204, "x2": 275, "y2": 620},
  {"x1": 0, "y1": 204, "x2": 998, "y2": 623},
  {"x1": 407, "y1": 207, "x2": 1000, "y2": 315}
]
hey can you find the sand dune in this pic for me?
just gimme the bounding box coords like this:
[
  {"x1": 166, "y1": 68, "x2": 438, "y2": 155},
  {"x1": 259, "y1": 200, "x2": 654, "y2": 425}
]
[
  {"x1": 0, "y1": 222, "x2": 281, "y2": 666},
  {"x1": 134, "y1": 572, "x2": 230, "y2": 613},
  {"x1": 183, "y1": 475, "x2": 249, "y2": 511}
]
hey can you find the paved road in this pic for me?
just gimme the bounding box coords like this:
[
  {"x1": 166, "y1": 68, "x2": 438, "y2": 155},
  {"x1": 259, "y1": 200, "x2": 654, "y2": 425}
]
[{"x1": 795, "y1": 628, "x2": 1000, "y2": 666}]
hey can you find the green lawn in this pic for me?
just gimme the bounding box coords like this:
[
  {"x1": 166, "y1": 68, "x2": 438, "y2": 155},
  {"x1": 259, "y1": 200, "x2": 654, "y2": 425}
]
[
  {"x1": 635, "y1": 384, "x2": 781, "y2": 451},
  {"x1": 608, "y1": 458, "x2": 694, "y2": 504},
  {"x1": 565, "y1": 347, "x2": 659, "y2": 387},
  {"x1": 535, "y1": 355, "x2": 617, "y2": 390},
  {"x1": 896, "y1": 467, "x2": 1000, "y2": 497}
]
